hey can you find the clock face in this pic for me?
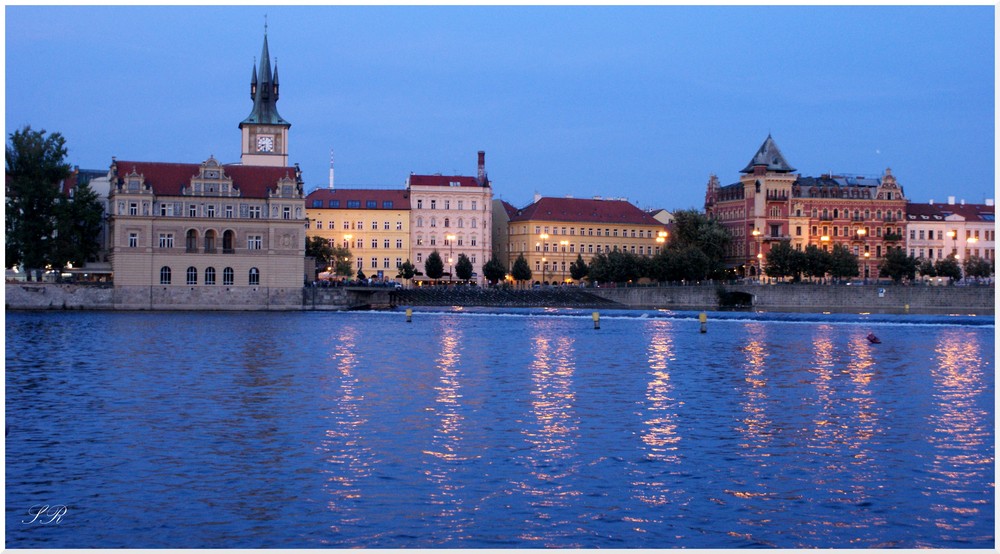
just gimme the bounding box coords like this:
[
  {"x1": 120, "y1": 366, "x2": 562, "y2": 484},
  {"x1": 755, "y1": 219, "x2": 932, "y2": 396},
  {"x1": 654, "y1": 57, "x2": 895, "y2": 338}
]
[{"x1": 256, "y1": 135, "x2": 275, "y2": 153}]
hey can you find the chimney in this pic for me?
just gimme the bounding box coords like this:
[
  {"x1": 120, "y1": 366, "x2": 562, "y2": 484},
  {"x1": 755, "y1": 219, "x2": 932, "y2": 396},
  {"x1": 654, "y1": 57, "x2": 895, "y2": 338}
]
[
  {"x1": 477, "y1": 151, "x2": 486, "y2": 184},
  {"x1": 533, "y1": 192, "x2": 541, "y2": 204},
  {"x1": 986, "y1": 199, "x2": 995, "y2": 207},
  {"x1": 328, "y1": 149, "x2": 335, "y2": 189},
  {"x1": 948, "y1": 196, "x2": 956, "y2": 205},
  {"x1": 929, "y1": 199, "x2": 934, "y2": 205},
  {"x1": 961, "y1": 199, "x2": 965, "y2": 205}
]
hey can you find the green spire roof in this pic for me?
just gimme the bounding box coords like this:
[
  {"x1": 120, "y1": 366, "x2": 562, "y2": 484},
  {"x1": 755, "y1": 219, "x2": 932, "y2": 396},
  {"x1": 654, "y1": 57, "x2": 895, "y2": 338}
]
[{"x1": 240, "y1": 33, "x2": 288, "y2": 128}]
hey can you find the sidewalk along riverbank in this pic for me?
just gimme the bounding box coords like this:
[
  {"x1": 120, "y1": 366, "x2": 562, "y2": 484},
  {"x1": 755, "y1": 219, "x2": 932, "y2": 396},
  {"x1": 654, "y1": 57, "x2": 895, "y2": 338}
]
[{"x1": 5, "y1": 282, "x2": 995, "y2": 315}]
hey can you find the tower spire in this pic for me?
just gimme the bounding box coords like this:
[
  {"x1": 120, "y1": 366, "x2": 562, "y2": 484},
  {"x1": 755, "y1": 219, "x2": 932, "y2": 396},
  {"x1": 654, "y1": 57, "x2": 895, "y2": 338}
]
[{"x1": 240, "y1": 28, "x2": 287, "y2": 127}]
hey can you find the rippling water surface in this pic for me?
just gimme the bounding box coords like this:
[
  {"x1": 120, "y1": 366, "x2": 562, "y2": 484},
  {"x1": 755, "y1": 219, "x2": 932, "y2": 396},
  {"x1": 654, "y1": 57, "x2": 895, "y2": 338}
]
[{"x1": 5, "y1": 308, "x2": 994, "y2": 548}]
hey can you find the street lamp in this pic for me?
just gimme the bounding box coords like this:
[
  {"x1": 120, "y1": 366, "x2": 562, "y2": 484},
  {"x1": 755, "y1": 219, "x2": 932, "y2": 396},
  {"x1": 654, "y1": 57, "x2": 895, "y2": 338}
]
[
  {"x1": 541, "y1": 256, "x2": 547, "y2": 284},
  {"x1": 752, "y1": 228, "x2": 762, "y2": 281},
  {"x1": 446, "y1": 234, "x2": 456, "y2": 283},
  {"x1": 539, "y1": 232, "x2": 549, "y2": 284},
  {"x1": 656, "y1": 230, "x2": 668, "y2": 251},
  {"x1": 559, "y1": 240, "x2": 569, "y2": 283},
  {"x1": 856, "y1": 228, "x2": 867, "y2": 282},
  {"x1": 947, "y1": 230, "x2": 957, "y2": 257},
  {"x1": 863, "y1": 251, "x2": 871, "y2": 283}
]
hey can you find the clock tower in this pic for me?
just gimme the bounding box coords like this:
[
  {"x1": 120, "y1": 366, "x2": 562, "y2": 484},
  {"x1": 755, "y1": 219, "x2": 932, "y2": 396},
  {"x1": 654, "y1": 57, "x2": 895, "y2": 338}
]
[{"x1": 239, "y1": 30, "x2": 290, "y2": 167}]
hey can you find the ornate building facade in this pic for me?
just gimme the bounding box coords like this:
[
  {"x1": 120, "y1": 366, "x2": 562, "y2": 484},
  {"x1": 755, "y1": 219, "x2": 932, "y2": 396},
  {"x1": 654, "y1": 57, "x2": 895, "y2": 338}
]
[
  {"x1": 905, "y1": 199, "x2": 996, "y2": 267},
  {"x1": 705, "y1": 135, "x2": 907, "y2": 279},
  {"x1": 407, "y1": 151, "x2": 494, "y2": 285},
  {"x1": 107, "y1": 32, "x2": 306, "y2": 309}
]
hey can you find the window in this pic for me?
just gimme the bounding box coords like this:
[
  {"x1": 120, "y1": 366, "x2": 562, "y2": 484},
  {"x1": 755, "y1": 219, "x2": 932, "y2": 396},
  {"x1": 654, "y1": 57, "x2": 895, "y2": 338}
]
[
  {"x1": 283, "y1": 206, "x2": 291, "y2": 220},
  {"x1": 159, "y1": 204, "x2": 171, "y2": 216},
  {"x1": 396, "y1": 257, "x2": 402, "y2": 268},
  {"x1": 471, "y1": 219, "x2": 477, "y2": 229},
  {"x1": 430, "y1": 200, "x2": 437, "y2": 209},
  {"x1": 430, "y1": 218, "x2": 437, "y2": 228},
  {"x1": 129, "y1": 202, "x2": 138, "y2": 215},
  {"x1": 343, "y1": 221, "x2": 350, "y2": 230},
  {"x1": 312, "y1": 200, "x2": 323, "y2": 208},
  {"x1": 329, "y1": 200, "x2": 340, "y2": 208},
  {"x1": 356, "y1": 258, "x2": 363, "y2": 269},
  {"x1": 128, "y1": 232, "x2": 138, "y2": 248},
  {"x1": 396, "y1": 221, "x2": 403, "y2": 230},
  {"x1": 226, "y1": 205, "x2": 234, "y2": 219},
  {"x1": 795, "y1": 226, "x2": 802, "y2": 236},
  {"x1": 207, "y1": 205, "x2": 216, "y2": 218},
  {"x1": 160, "y1": 266, "x2": 171, "y2": 285},
  {"x1": 159, "y1": 233, "x2": 174, "y2": 248},
  {"x1": 417, "y1": 200, "x2": 423, "y2": 209},
  {"x1": 371, "y1": 221, "x2": 378, "y2": 230},
  {"x1": 417, "y1": 253, "x2": 423, "y2": 263},
  {"x1": 356, "y1": 238, "x2": 363, "y2": 248},
  {"x1": 372, "y1": 238, "x2": 378, "y2": 248},
  {"x1": 444, "y1": 218, "x2": 450, "y2": 228},
  {"x1": 248, "y1": 267, "x2": 260, "y2": 286},
  {"x1": 371, "y1": 257, "x2": 378, "y2": 268},
  {"x1": 222, "y1": 230, "x2": 235, "y2": 253},
  {"x1": 366, "y1": 200, "x2": 377, "y2": 209},
  {"x1": 383, "y1": 221, "x2": 390, "y2": 230},
  {"x1": 189, "y1": 205, "x2": 198, "y2": 217},
  {"x1": 223, "y1": 267, "x2": 234, "y2": 286},
  {"x1": 247, "y1": 235, "x2": 263, "y2": 250},
  {"x1": 396, "y1": 239, "x2": 403, "y2": 249},
  {"x1": 347, "y1": 200, "x2": 361, "y2": 209},
  {"x1": 445, "y1": 200, "x2": 451, "y2": 209},
  {"x1": 384, "y1": 239, "x2": 390, "y2": 249},
  {"x1": 248, "y1": 206, "x2": 262, "y2": 219},
  {"x1": 383, "y1": 257, "x2": 390, "y2": 269},
  {"x1": 383, "y1": 201, "x2": 394, "y2": 209},
  {"x1": 357, "y1": 221, "x2": 363, "y2": 230},
  {"x1": 205, "y1": 267, "x2": 216, "y2": 285},
  {"x1": 458, "y1": 201, "x2": 464, "y2": 210},
  {"x1": 186, "y1": 266, "x2": 197, "y2": 285},
  {"x1": 471, "y1": 201, "x2": 477, "y2": 210}
]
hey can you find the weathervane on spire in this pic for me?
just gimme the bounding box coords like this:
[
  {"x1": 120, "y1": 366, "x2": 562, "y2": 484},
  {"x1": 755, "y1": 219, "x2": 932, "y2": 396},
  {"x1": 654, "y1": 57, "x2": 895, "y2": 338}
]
[{"x1": 264, "y1": 14, "x2": 268, "y2": 35}]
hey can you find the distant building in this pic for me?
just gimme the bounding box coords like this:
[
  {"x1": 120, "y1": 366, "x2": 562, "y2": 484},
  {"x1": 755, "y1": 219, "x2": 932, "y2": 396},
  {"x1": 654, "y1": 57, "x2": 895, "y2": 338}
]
[
  {"x1": 905, "y1": 199, "x2": 995, "y2": 265},
  {"x1": 407, "y1": 151, "x2": 494, "y2": 284},
  {"x1": 648, "y1": 208, "x2": 674, "y2": 226},
  {"x1": 491, "y1": 199, "x2": 520, "y2": 270},
  {"x1": 507, "y1": 196, "x2": 668, "y2": 283},
  {"x1": 705, "y1": 135, "x2": 907, "y2": 279},
  {"x1": 106, "y1": 31, "x2": 306, "y2": 309},
  {"x1": 305, "y1": 188, "x2": 411, "y2": 280}
]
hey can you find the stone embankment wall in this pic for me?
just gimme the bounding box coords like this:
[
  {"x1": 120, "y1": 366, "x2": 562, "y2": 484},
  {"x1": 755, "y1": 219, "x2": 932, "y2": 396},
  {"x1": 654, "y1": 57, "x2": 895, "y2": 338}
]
[
  {"x1": 6, "y1": 283, "x2": 301, "y2": 311},
  {"x1": 591, "y1": 284, "x2": 995, "y2": 314}
]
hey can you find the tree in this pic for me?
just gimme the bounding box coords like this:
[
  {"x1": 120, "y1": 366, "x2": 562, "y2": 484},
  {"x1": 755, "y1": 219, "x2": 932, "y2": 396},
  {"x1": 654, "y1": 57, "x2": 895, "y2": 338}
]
[
  {"x1": 667, "y1": 209, "x2": 732, "y2": 279},
  {"x1": 569, "y1": 253, "x2": 589, "y2": 281},
  {"x1": 50, "y1": 177, "x2": 104, "y2": 274},
  {"x1": 763, "y1": 240, "x2": 805, "y2": 282},
  {"x1": 305, "y1": 236, "x2": 334, "y2": 278},
  {"x1": 455, "y1": 253, "x2": 473, "y2": 281},
  {"x1": 329, "y1": 245, "x2": 353, "y2": 277},
  {"x1": 878, "y1": 248, "x2": 918, "y2": 283},
  {"x1": 934, "y1": 256, "x2": 962, "y2": 283},
  {"x1": 6, "y1": 126, "x2": 72, "y2": 279},
  {"x1": 963, "y1": 255, "x2": 993, "y2": 281},
  {"x1": 424, "y1": 250, "x2": 445, "y2": 280},
  {"x1": 828, "y1": 244, "x2": 860, "y2": 281},
  {"x1": 481, "y1": 257, "x2": 507, "y2": 285},
  {"x1": 588, "y1": 250, "x2": 641, "y2": 284},
  {"x1": 397, "y1": 259, "x2": 416, "y2": 281},
  {"x1": 918, "y1": 258, "x2": 937, "y2": 278},
  {"x1": 802, "y1": 244, "x2": 831, "y2": 281},
  {"x1": 510, "y1": 253, "x2": 532, "y2": 287}
]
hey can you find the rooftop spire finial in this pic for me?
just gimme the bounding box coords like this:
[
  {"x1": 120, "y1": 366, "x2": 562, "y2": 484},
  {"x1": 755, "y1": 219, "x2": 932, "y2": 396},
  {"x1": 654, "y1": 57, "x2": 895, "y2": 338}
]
[{"x1": 264, "y1": 14, "x2": 268, "y2": 35}]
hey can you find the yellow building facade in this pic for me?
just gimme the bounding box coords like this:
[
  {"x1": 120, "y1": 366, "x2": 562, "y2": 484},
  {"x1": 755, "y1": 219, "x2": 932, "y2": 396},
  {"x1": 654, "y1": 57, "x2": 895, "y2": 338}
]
[{"x1": 508, "y1": 197, "x2": 669, "y2": 283}]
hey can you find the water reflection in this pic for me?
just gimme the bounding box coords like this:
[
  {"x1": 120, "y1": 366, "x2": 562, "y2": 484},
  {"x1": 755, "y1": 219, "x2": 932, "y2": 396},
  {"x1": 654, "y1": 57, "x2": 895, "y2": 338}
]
[
  {"x1": 737, "y1": 323, "x2": 771, "y2": 457},
  {"x1": 517, "y1": 319, "x2": 581, "y2": 545},
  {"x1": 318, "y1": 325, "x2": 373, "y2": 538},
  {"x1": 922, "y1": 329, "x2": 993, "y2": 543},
  {"x1": 421, "y1": 321, "x2": 473, "y2": 541}
]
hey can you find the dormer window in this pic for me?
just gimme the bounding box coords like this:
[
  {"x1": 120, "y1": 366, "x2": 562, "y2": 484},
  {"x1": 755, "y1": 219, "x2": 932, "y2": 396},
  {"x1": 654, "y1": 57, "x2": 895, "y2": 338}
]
[{"x1": 128, "y1": 179, "x2": 140, "y2": 191}]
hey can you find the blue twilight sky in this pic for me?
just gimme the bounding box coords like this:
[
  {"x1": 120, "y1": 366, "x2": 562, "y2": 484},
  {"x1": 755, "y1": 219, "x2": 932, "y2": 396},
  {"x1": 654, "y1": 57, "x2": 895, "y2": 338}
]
[{"x1": 4, "y1": 5, "x2": 995, "y2": 212}]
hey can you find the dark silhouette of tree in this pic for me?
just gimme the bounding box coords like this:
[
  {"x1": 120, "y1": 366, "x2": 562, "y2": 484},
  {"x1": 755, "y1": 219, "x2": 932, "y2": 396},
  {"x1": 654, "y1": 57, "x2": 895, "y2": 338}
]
[
  {"x1": 934, "y1": 256, "x2": 962, "y2": 283},
  {"x1": 828, "y1": 244, "x2": 860, "y2": 281},
  {"x1": 455, "y1": 253, "x2": 473, "y2": 281},
  {"x1": 764, "y1": 240, "x2": 805, "y2": 282},
  {"x1": 397, "y1": 259, "x2": 416, "y2": 282},
  {"x1": 305, "y1": 236, "x2": 334, "y2": 278},
  {"x1": 6, "y1": 126, "x2": 72, "y2": 280},
  {"x1": 569, "y1": 253, "x2": 589, "y2": 281},
  {"x1": 510, "y1": 253, "x2": 532, "y2": 287},
  {"x1": 963, "y1": 255, "x2": 992, "y2": 281},
  {"x1": 51, "y1": 177, "x2": 104, "y2": 273},
  {"x1": 878, "y1": 248, "x2": 919, "y2": 283},
  {"x1": 802, "y1": 244, "x2": 832, "y2": 281},
  {"x1": 481, "y1": 257, "x2": 506, "y2": 285},
  {"x1": 425, "y1": 250, "x2": 445, "y2": 280}
]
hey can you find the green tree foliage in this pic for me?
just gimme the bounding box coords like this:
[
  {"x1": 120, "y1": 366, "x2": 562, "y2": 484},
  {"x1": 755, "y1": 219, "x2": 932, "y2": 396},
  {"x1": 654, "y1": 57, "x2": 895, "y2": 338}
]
[
  {"x1": 934, "y1": 255, "x2": 962, "y2": 283},
  {"x1": 963, "y1": 255, "x2": 992, "y2": 281},
  {"x1": 481, "y1": 257, "x2": 507, "y2": 285},
  {"x1": 397, "y1": 259, "x2": 416, "y2": 281},
  {"x1": 51, "y1": 177, "x2": 104, "y2": 271},
  {"x1": 569, "y1": 253, "x2": 589, "y2": 281},
  {"x1": 5, "y1": 126, "x2": 72, "y2": 279},
  {"x1": 667, "y1": 209, "x2": 731, "y2": 279},
  {"x1": 329, "y1": 245, "x2": 353, "y2": 277},
  {"x1": 878, "y1": 248, "x2": 919, "y2": 283},
  {"x1": 587, "y1": 250, "x2": 643, "y2": 284},
  {"x1": 763, "y1": 240, "x2": 806, "y2": 282},
  {"x1": 305, "y1": 236, "x2": 334, "y2": 277},
  {"x1": 510, "y1": 253, "x2": 532, "y2": 286},
  {"x1": 828, "y1": 244, "x2": 860, "y2": 281},
  {"x1": 802, "y1": 244, "x2": 832, "y2": 281},
  {"x1": 917, "y1": 258, "x2": 937, "y2": 278},
  {"x1": 424, "y1": 250, "x2": 445, "y2": 280},
  {"x1": 455, "y1": 253, "x2": 473, "y2": 281},
  {"x1": 649, "y1": 245, "x2": 710, "y2": 283}
]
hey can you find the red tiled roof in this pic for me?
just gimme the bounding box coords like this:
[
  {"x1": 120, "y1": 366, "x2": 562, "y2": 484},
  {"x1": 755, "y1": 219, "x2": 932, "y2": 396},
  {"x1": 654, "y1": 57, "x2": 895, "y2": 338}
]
[
  {"x1": 906, "y1": 202, "x2": 995, "y2": 223},
  {"x1": 306, "y1": 188, "x2": 411, "y2": 209},
  {"x1": 408, "y1": 174, "x2": 485, "y2": 188},
  {"x1": 510, "y1": 197, "x2": 663, "y2": 226},
  {"x1": 500, "y1": 200, "x2": 519, "y2": 220},
  {"x1": 112, "y1": 161, "x2": 298, "y2": 199}
]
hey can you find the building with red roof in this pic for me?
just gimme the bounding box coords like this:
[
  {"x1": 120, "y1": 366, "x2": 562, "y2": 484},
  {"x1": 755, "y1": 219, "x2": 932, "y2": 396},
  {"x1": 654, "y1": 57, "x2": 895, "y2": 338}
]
[
  {"x1": 106, "y1": 32, "x2": 306, "y2": 309},
  {"x1": 905, "y1": 199, "x2": 995, "y2": 267},
  {"x1": 507, "y1": 195, "x2": 668, "y2": 283}
]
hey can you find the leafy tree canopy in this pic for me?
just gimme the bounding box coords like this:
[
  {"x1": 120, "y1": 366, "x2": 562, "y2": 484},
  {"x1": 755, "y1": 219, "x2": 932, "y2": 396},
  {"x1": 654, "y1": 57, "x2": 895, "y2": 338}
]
[
  {"x1": 510, "y1": 253, "x2": 532, "y2": 285},
  {"x1": 425, "y1": 250, "x2": 445, "y2": 280},
  {"x1": 481, "y1": 257, "x2": 507, "y2": 285},
  {"x1": 455, "y1": 253, "x2": 473, "y2": 281}
]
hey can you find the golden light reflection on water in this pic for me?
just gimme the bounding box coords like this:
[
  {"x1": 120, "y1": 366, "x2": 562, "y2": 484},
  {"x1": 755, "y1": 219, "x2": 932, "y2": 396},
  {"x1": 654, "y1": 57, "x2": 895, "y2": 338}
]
[
  {"x1": 421, "y1": 322, "x2": 474, "y2": 540},
  {"x1": 632, "y1": 319, "x2": 685, "y2": 510},
  {"x1": 517, "y1": 319, "x2": 581, "y2": 543},
  {"x1": 738, "y1": 323, "x2": 771, "y2": 455},
  {"x1": 319, "y1": 325, "x2": 373, "y2": 531},
  {"x1": 924, "y1": 329, "x2": 993, "y2": 538}
]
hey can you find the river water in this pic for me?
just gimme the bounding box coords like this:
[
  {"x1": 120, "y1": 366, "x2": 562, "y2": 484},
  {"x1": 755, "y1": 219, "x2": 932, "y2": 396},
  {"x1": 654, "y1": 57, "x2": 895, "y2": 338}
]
[{"x1": 4, "y1": 308, "x2": 994, "y2": 548}]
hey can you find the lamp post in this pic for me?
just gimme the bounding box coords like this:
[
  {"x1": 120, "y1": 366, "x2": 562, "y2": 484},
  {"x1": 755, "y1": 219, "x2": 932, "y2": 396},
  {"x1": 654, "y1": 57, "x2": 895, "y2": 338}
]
[
  {"x1": 539, "y1": 232, "x2": 549, "y2": 284},
  {"x1": 863, "y1": 251, "x2": 870, "y2": 283},
  {"x1": 559, "y1": 240, "x2": 569, "y2": 283},
  {"x1": 856, "y1": 228, "x2": 867, "y2": 282},
  {"x1": 446, "y1": 234, "x2": 456, "y2": 283},
  {"x1": 820, "y1": 235, "x2": 830, "y2": 283},
  {"x1": 342, "y1": 234, "x2": 352, "y2": 277},
  {"x1": 752, "y1": 228, "x2": 762, "y2": 281},
  {"x1": 947, "y1": 230, "x2": 957, "y2": 257},
  {"x1": 541, "y1": 256, "x2": 547, "y2": 284}
]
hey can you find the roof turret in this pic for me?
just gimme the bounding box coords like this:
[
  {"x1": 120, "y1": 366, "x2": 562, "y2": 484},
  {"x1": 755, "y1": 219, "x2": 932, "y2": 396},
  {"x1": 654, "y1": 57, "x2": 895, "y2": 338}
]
[{"x1": 740, "y1": 134, "x2": 795, "y2": 174}]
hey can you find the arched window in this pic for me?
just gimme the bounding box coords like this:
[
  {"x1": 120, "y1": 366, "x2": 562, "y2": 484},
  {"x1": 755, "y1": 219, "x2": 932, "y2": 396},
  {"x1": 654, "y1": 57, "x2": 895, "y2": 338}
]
[
  {"x1": 457, "y1": 218, "x2": 464, "y2": 228},
  {"x1": 222, "y1": 230, "x2": 235, "y2": 253},
  {"x1": 160, "y1": 266, "x2": 171, "y2": 285},
  {"x1": 204, "y1": 230, "x2": 217, "y2": 253},
  {"x1": 416, "y1": 217, "x2": 423, "y2": 228},
  {"x1": 186, "y1": 266, "x2": 197, "y2": 285},
  {"x1": 444, "y1": 217, "x2": 450, "y2": 228},
  {"x1": 205, "y1": 267, "x2": 216, "y2": 285},
  {"x1": 223, "y1": 267, "x2": 234, "y2": 286},
  {"x1": 186, "y1": 229, "x2": 199, "y2": 253},
  {"x1": 249, "y1": 267, "x2": 260, "y2": 286}
]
